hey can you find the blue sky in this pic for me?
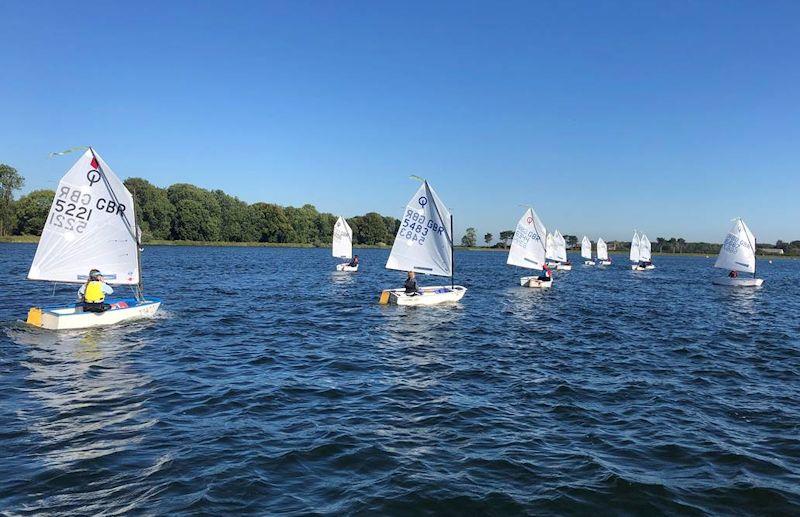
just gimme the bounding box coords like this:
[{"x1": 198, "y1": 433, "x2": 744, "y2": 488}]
[{"x1": 1, "y1": 1, "x2": 798, "y2": 243}]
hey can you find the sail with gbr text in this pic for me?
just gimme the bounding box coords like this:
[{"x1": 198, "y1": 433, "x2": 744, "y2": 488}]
[{"x1": 507, "y1": 208, "x2": 547, "y2": 270}]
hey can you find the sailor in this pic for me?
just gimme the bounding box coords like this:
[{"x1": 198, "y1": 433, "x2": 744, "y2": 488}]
[
  {"x1": 538, "y1": 263, "x2": 553, "y2": 281},
  {"x1": 405, "y1": 271, "x2": 421, "y2": 295},
  {"x1": 728, "y1": 270, "x2": 738, "y2": 278},
  {"x1": 347, "y1": 255, "x2": 359, "y2": 268},
  {"x1": 78, "y1": 269, "x2": 114, "y2": 312}
]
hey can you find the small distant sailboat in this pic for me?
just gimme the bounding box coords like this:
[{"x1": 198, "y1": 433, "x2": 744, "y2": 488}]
[
  {"x1": 712, "y1": 218, "x2": 764, "y2": 287},
  {"x1": 25, "y1": 148, "x2": 161, "y2": 330},
  {"x1": 378, "y1": 179, "x2": 466, "y2": 305},
  {"x1": 553, "y1": 230, "x2": 572, "y2": 270},
  {"x1": 597, "y1": 238, "x2": 612, "y2": 266},
  {"x1": 631, "y1": 231, "x2": 655, "y2": 270},
  {"x1": 332, "y1": 216, "x2": 357, "y2": 271},
  {"x1": 581, "y1": 236, "x2": 594, "y2": 266},
  {"x1": 545, "y1": 233, "x2": 559, "y2": 268},
  {"x1": 507, "y1": 207, "x2": 552, "y2": 288}
]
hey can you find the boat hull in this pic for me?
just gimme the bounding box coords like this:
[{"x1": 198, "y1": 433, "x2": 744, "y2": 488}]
[
  {"x1": 632, "y1": 265, "x2": 656, "y2": 271},
  {"x1": 556, "y1": 263, "x2": 572, "y2": 271},
  {"x1": 336, "y1": 263, "x2": 358, "y2": 272},
  {"x1": 712, "y1": 277, "x2": 764, "y2": 287},
  {"x1": 583, "y1": 260, "x2": 595, "y2": 266},
  {"x1": 520, "y1": 276, "x2": 552, "y2": 288},
  {"x1": 381, "y1": 286, "x2": 466, "y2": 306},
  {"x1": 26, "y1": 298, "x2": 161, "y2": 330},
  {"x1": 599, "y1": 260, "x2": 612, "y2": 266}
]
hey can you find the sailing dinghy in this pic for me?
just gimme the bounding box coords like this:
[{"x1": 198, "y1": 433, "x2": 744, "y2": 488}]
[
  {"x1": 545, "y1": 233, "x2": 559, "y2": 268},
  {"x1": 553, "y1": 230, "x2": 572, "y2": 270},
  {"x1": 581, "y1": 236, "x2": 594, "y2": 265},
  {"x1": 712, "y1": 218, "x2": 764, "y2": 287},
  {"x1": 507, "y1": 207, "x2": 552, "y2": 288},
  {"x1": 378, "y1": 179, "x2": 466, "y2": 305},
  {"x1": 25, "y1": 148, "x2": 161, "y2": 330},
  {"x1": 332, "y1": 216, "x2": 357, "y2": 271},
  {"x1": 630, "y1": 231, "x2": 655, "y2": 270},
  {"x1": 597, "y1": 238, "x2": 612, "y2": 266}
]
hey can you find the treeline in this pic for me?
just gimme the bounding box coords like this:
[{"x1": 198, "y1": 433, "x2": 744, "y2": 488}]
[{"x1": 0, "y1": 164, "x2": 399, "y2": 245}]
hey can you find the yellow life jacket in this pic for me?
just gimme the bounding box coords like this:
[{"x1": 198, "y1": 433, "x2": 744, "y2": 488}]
[{"x1": 84, "y1": 281, "x2": 106, "y2": 303}]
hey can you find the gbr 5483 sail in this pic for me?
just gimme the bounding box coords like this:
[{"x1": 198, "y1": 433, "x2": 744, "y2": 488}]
[{"x1": 25, "y1": 148, "x2": 161, "y2": 330}]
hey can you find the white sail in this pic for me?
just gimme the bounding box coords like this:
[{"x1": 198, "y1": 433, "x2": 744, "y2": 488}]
[
  {"x1": 596, "y1": 238, "x2": 609, "y2": 261},
  {"x1": 28, "y1": 149, "x2": 140, "y2": 285},
  {"x1": 553, "y1": 230, "x2": 568, "y2": 262},
  {"x1": 640, "y1": 234, "x2": 652, "y2": 262},
  {"x1": 386, "y1": 180, "x2": 453, "y2": 277},
  {"x1": 580, "y1": 236, "x2": 592, "y2": 260},
  {"x1": 507, "y1": 208, "x2": 547, "y2": 270},
  {"x1": 714, "y1": 218, "x2": 756, "y2": 274},
  {"x1": 332, "y1": 216, "x2": 353, "y2": 259},
  {"x1": 545, "y1": 233, "x2": 557, "y2": 261},
  {"x1": 629, "y1": 232, "x2": 640, "y2": 262}
]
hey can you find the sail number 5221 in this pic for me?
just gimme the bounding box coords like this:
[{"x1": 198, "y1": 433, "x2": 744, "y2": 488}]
[{"x1": 401, "y1": 210, "x2": 444, "y2": 245}]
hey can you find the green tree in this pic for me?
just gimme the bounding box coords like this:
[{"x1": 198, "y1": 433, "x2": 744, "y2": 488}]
[
  {"x1": 358, "y1": 212, "x2": 391, "y2": 245},
  {"x1": 250, "y1": 203, "x2": 293, "y2": 242},
  {"x1": 14, "y1": 189, "x2": 54, "y2": 235},
  {"x1": 0, "y1": 164, "x2": 24, "y2": 236},
  {"x1": 563, "y1": 235, "x2": 578, "y2": 248},
  {"x1": 125, "y1": 178, "x2": 175, "y2": 240},
  {"x1": 461, "y1": 227, "x2": 477, "y2": 247},
  {"x1": 214, "y1": 190, "x2": 258, "y2": 242},
  {"x1": 484, "y1": 232, "x2": 493, "y2": 246},
  {"x1": 499, "y1": 230, "x2": 515, "y2": 247},
  {"x1": 167, "y1": 184, "x2": 222, "y2": 241}
]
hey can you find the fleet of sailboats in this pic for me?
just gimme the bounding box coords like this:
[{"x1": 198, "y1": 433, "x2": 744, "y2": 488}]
[
  {"x1": 378, "y1": 179, "x2": 466, "y2": 305},
  {"x1": 25, "y1": 148, "x2": 161, "y2": 330},
  {"x1": 507, "y1": 208, "x2": 552, "y2": 288},
  {"x1": 19, "y1": 153, "x2": 769, "y2": 326}
]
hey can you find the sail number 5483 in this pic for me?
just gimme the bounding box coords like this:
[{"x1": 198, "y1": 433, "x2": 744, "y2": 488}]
[{"x1": 401, "y1": 210, "x2": 444, "y2": 245}]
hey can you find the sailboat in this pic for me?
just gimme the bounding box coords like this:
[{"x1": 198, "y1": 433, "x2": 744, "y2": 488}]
[
  {"x1": 332, "y1": 216, "x2": 357, "y2": 271},
  {"x1": 581, "y1": 236, "x2": 594, "y2": 266},
  {"x1": 25, "y1": 148, "x2": 161, "y2": 330},
  {"x1": 596, "y1": 238, "x2": 612, "y2": 266},
  {"x1": 553, "y1": 230, "x2": 572, "y2": 270},
  {"x1": 545, "y1": 233, "x2": 559, "y2": 268},
  {"x1": 631, "y1": 232, "x2": 655, "y2": 270},
  {"x1": 507, "y1": 207, "x2": 552, "y2": 288},
  {"x1": 378, "y1": 179, "x2": 466, "y2": 305},
  {"x1": 712, "y1": 218, "x2": 764, "y2": 287}
]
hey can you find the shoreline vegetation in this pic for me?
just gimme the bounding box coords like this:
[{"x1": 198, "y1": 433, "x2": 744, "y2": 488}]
[
  {"x1": 0, "y1": 166, "x2": 798, "y2": 256},
  {"x1": 2, "y1": 235, "x2": 798, "y2": 259}
]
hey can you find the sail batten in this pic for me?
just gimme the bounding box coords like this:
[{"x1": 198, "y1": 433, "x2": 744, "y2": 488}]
[
  {"x1": 332, "y1": 216, "x2": 353, "y2": 259},
  {"x1": 714, "y1": 218, "x2": 756, "y2": 273},
  {"x1": 507, "y1": 208, "x2": 547, "y2": 270},
  {"x1": 385, "y1": 181, "x2": 453, "y2": 277},
  {"x1": 28, "y1": 149, "x2": 140, "y2": 285}
]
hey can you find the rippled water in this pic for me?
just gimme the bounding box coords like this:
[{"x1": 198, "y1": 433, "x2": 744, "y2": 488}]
[{"x1": 1, "y1": 243, "x2": 799, "y2": 514}]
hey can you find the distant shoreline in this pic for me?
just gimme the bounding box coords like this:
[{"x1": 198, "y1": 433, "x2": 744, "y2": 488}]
[{"x1": 1, "y1": 236, "x2": 796, "y2": 258}]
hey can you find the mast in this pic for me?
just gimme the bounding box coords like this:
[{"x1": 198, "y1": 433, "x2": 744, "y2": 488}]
[
  {"x1": 450, "y1": 213, "x2": 455, "y2": 289},
  {"x1": 88, "y1": 147, "x2": 143, "y2": 299}
]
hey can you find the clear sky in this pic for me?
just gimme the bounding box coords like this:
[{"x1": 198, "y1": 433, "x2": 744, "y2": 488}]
[{"x1": 1, "y1": 1, "x2": 798, "y2": 243}]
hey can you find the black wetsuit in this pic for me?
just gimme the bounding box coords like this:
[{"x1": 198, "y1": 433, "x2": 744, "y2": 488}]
[{"x1": 404, "y1": 277, "x2": 418, "y2": 294}]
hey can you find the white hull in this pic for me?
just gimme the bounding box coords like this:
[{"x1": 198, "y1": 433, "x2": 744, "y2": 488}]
[
  {"x1": 545, "y1": 261, "x2": 559, "y2": 268},
  {"x1": 599, "y1": 260, "x2": 612, "y2": 266},
  {"x1": 712, "y1": 277, "x2": 764, "y2": 287},
  {"x1": 632, "y1": 264, "x2": 656, "y2": 271},
  {"x1": 26, "y1": 299, "x2": 161, "y2": 330},
  {"x1": 382, "y1": 286, "x2": 466, "y2": 306},
  {"x1": 583, "y1": 260, "x2": 595, "y2": 266},
  {"x1": 556, "y1": 263, "x2": 572, "y2": 271},
  {"x1": 520, "y1": 276, "x2": 552, "y2": 288},
  {"x1": 336, "y1": 263, "x2": 358, "y2": 272}
]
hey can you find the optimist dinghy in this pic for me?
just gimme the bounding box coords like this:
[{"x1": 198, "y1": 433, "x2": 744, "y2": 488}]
[
  {"x1": 597, "y1": 238, "x2": 612, "y2": 266},
  {"x1": 25, "y1": 148, "x2": 161, "y2": 330},
  {"x1": 545, "y1": 233, "x2": 559, "y2": 268},
  {"x1": 581, "y1": 236, "x2": 594, "y2": 265},
  {"x1": 332, "y1": 216, "x2": 357, "y2": 271},
  {"x1": 553, "y1": 230, "x2": 572, "y2": 270},
  {"x1": 711, "y1": 218, "x2": 764, "y2": 287},
  {"x1": 630, "y1": 232, "x2": 655, "y2": 270},
  {"x1": 507, "y1": 207, "x2": 552, "y2": 288},
  {"x1": 378, "y1": 179, "x2": 466, "y2": 306}
]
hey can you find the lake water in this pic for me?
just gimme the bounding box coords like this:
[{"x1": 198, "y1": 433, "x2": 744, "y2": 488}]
[{"x1": 1, "y1": 243, "x2": 799, "y2": 514}]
